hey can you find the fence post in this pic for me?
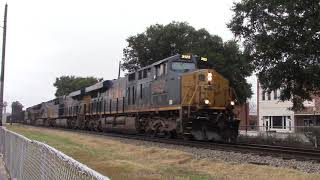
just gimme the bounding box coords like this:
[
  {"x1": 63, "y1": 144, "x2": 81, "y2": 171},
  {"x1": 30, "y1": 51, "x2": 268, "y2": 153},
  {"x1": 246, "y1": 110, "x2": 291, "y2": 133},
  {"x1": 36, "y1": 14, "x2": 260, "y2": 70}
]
[
  {"x1": 40, "y1": 145, "x2": 45, "y2": 180},
  {"x1": 315, "y1": 136, "x2": 318, "y2": 148},
  {"x1": 19, "y1": 141, "x2": 25, "y2": 179}
]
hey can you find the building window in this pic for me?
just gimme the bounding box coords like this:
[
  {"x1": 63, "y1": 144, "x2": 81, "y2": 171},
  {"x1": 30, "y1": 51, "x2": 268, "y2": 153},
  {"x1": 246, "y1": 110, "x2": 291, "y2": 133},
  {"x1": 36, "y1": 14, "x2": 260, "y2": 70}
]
[
  {"x1": 262, "y1": 91, "x2": 266, "y2": 100},
  {"x1": 140, "y1": 84, "x2": 143, "y2": 99},
  {"x1": 267, "y1": 92, "x2": 271, "y2": 100},
  {"x1": 274, "y1": 90, "x2": 278, "y2": 100},
  {"x1": 156, "y1": 65, "x2": 161, "y2": 77},
  {"x1": 128, "y1": 73, "x2": 135, "y2": 81},
  {"x1": 163, "y1": 63, "x2": 167, "y2": 75},
  {"x1": 272, "y1": 116, "x2": 283, "y2": 129},
  {"x1": 128, "y1": 88, "x2": 131, "y2": 105},
  {"x1": 263, "y1": 116, "x2": 269, "y2": 129},
  {"x1": 122, "y1": 97, "x2": 125, "y2": 112},
  {"x1": 143, "y1": 68, "x2": 150, "y2": 78},
  {"x1": 147, "y1": 68, "x2": 151, "y2": 77},
  {"x1": 304, "y1": 119, "x2": 313, "y2": 126},
  {"x1": 155, "y1": 63, "x2": 167, "y2": 77},
  {"x1": 116, "y1": 98, "x2": 119, "y2": 112},
  {"x1": 143, "y1": 69, "x2": 147, "y2": 78},
  {"x1": 132, "y1": 86, "x2": 135, "y2": 104},
  {"x1": 138, "y1": 71, "x2": 143, "y2": 80}
]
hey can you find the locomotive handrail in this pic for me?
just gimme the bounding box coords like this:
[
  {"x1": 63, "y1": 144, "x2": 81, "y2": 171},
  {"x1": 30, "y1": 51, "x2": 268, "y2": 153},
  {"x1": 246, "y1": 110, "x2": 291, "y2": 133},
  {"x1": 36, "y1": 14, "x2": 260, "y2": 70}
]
[
  {"x1": 182, "y1": 85, "x2": 192, "y2": 105},
  {"x1": 188, "y1": 85, "x2": 199, "y2": 105}
]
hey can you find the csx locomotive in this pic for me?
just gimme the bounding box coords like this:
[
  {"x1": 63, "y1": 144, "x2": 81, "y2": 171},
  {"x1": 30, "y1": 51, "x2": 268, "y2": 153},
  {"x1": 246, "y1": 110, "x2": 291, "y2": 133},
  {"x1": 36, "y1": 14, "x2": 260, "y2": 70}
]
[{"x1": 25, "y1": 54, "x2": 240, "y2": 141}]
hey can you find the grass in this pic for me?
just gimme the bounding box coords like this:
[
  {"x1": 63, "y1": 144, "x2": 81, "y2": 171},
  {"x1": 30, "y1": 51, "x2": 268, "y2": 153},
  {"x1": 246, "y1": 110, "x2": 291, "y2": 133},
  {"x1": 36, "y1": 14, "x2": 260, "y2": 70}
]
[{"x1": 6, "y1": 124, "x2": 320, "y2": 180}]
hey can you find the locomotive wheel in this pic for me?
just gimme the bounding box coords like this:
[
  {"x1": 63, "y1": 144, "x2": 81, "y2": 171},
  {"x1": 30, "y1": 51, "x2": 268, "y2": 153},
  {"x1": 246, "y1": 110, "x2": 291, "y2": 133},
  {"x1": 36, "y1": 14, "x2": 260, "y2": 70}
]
[
  {"x1": 170, "y1": 130, "x2": 178, "y2": 139},
  {"x1": 72, "y1": 119, "x2": 77, "y2": 129},
  {"x1": 164, "y1": 131, "x2": 173, "y2": 139},
  {"x1": 146, "y1": 130, "x2": 156, "y2": 137},
  {"x1": 201, "y1": 126, "x2": 208, "y2": 141},
  {"x1": 89, "y1": 120, "x2": 96, "y2": 131},
  {"x1": 84, "y1": 120, "x2": 89, "y2": 130},
  {"x1": 97, "y1": 121, "x2": 103, "y2": 132},
  {"x1": 183, "y1": 135, "x2": 191, "y2": 141}
]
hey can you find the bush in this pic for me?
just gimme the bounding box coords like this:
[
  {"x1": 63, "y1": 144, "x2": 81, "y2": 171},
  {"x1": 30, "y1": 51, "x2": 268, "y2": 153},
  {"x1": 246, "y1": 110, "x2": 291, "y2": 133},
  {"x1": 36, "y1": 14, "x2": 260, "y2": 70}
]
[
  {"x1": 237, "y1": 133, "x2": 312, "y2": 147},
  {"x1": 304, "y1": 127, "x2": 320, "y2": 147}
]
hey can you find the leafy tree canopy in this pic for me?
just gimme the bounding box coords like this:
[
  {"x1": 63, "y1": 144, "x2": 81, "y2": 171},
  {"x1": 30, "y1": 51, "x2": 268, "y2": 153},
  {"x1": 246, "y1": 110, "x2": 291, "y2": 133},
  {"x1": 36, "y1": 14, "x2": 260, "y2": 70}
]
[
  {"x1": 11, "y1": 101, "x2": 24, "y2": 122},
  {"x1": 53, "y1": 76, "x2": 102, "y2": 97},
  {"x1": 228, "y1": 0, "x2": 320, "y2": 110},
  {"x1": 11, "y1": 101, "x2": 23, "y2": 112},
  {"x1": 122, "y1": 22, "x2": 253, "y2": 103}
]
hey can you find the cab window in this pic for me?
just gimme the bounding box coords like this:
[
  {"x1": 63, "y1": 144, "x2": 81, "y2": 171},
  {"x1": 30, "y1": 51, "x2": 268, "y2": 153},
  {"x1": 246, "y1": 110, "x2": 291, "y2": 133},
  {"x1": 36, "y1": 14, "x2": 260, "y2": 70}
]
[
  {"x1": 172, "y1": 62, "x2": 195, "y2": 72},
  {"x1": 156, "y1": 63, "x2": 167, "y2": 77}
]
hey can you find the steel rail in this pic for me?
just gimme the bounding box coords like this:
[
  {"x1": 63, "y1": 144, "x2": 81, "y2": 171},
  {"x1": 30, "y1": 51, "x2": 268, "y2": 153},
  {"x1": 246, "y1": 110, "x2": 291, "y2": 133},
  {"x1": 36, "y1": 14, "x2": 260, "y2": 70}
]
[{"x1": 19, "y1": 125, "x2": 320, "y2": 162}]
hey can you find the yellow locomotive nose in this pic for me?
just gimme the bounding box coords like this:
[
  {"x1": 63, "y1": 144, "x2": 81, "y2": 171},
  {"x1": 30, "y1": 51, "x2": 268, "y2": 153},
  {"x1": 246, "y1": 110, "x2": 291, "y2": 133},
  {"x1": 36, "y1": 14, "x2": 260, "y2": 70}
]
[{"x1": 181, "y1": 69, "x2": 232, "y2": 109}]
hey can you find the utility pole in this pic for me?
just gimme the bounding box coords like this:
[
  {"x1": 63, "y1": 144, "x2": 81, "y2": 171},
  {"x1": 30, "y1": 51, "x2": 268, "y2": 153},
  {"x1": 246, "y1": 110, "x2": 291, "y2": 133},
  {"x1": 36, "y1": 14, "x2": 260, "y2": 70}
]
[
  {"x1": 3, "y1": 101, "x2": 6, "y2": 125},
  {"x1": 0, "y1": 4, "x2": 8, "y2": 126},
  {"x1": 118, "y1": 61, "x2": 121, "y2": 79}
]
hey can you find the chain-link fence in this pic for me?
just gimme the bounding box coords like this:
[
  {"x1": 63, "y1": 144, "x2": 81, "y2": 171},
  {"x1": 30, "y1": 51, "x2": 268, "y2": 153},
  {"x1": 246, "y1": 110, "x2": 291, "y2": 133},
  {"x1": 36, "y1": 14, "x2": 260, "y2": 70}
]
[
  {"x1": 0, "y1": 127, "x2": 109, "y2": 180},
  {"x1": 238, "y1": 125, "x2": 320, "y2": 148}
]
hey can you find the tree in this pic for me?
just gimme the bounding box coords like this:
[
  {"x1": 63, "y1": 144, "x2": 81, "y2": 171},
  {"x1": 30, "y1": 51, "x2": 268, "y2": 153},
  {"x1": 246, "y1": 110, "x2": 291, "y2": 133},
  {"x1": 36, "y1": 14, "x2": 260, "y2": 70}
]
[
  {"x1": 11, "y1": 101, "x2": 23, "y2": 123},
  {"x1": 53, "y1": 76, "x2": 103, "y2": 97},
  {"x1": 228, "y1": 0, "x2": 320, "y2": 110},
  {"x1": 122, "y1": 22, "x2": 253, "y2": 103},
  {"x1": 11, "y1": 101, "x2": 23, "y2": 112}
]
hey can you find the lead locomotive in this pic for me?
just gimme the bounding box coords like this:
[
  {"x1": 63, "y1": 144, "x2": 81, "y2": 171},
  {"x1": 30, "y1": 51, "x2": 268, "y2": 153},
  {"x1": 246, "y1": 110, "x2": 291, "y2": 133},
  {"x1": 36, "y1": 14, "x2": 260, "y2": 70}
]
[{"x1": 25, "y1": 54, "x2": 240, "y2": 142}]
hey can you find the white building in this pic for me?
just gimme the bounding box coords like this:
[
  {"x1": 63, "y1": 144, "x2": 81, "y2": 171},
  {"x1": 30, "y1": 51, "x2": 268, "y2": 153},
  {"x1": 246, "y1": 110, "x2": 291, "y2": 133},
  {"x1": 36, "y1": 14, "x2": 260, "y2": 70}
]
[
  {"x1": 257, "y1": 80, "x2": 317, "y2": 133},
  {"x1": 257, "y1": 83, "x2": 294, "y2": 132}
]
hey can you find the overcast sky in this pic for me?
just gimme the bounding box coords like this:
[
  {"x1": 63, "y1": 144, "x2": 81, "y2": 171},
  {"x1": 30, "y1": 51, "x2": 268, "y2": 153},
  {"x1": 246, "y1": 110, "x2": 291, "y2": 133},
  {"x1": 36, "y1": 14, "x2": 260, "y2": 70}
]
[{"x1": 1, "y1": 0, "x2": 256, "y2": 112}]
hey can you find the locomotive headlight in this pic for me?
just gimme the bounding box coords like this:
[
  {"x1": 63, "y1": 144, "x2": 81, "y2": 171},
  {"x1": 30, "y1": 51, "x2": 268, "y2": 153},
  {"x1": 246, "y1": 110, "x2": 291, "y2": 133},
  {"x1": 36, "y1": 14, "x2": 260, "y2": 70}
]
[
  {"x1": 230, "y1": 101, "x2": 235, "y2": 106},
  {"x1": 204, "y1": 99, "x2": 210, "y2": 104},
  {"x1": 207, "y1": 73, "x2": 213, "y2": 81}
]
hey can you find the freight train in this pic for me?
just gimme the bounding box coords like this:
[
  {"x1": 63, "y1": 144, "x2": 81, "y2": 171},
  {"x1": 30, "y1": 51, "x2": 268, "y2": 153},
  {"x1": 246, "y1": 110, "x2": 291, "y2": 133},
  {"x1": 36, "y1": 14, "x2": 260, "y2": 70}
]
[{"x1": 24, "y1": 54, "x2": 240, "y2": 142}]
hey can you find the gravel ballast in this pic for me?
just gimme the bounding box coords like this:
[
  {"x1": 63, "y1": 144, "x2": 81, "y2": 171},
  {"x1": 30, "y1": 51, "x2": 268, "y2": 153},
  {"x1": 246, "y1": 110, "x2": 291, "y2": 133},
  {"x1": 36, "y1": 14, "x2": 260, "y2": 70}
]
[{"x1": 105, "y1": 136, "x2": 320, "y2": 174}]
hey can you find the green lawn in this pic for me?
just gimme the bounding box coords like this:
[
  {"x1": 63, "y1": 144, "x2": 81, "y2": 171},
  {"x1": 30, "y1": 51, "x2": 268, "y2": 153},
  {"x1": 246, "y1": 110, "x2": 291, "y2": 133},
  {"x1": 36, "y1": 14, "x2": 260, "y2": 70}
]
[{"x1": 6, "y1": 124, "x2": 320, "y2": 180}]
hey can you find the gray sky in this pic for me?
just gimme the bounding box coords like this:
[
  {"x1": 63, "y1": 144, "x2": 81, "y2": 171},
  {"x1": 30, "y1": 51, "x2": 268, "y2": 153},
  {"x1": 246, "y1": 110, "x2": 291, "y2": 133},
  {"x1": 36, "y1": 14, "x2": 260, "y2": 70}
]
[{"x1": 1, "y1": 0, "x2": 256, "y2": 111}]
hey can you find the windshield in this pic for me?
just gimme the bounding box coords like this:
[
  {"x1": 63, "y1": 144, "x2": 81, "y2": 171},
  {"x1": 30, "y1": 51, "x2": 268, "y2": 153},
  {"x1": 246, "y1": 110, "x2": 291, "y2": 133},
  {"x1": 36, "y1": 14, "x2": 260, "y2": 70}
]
[{"x1": 172, "y1": 62, "x2": 196, "y2": 71}]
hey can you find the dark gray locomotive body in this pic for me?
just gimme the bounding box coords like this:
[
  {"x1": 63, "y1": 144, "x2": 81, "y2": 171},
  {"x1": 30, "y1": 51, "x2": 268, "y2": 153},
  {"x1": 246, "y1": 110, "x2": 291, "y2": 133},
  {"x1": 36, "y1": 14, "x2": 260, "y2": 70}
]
[{"x1": 25, "y1": 54, "x2": 240, "y2": 141}]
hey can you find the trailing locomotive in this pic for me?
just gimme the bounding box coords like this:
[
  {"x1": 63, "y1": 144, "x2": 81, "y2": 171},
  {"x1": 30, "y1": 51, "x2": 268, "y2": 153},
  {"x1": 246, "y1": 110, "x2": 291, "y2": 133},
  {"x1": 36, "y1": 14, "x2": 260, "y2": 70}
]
[{"x1": 25, "y1": 54, "x2": 240, "y2": 142}]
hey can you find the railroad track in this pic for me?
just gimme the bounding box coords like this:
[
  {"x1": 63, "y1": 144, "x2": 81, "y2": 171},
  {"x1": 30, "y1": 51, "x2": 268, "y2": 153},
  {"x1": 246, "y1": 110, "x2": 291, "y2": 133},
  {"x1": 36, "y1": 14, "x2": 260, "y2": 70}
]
[
  {"x1": 129, "y1": 136, "x2": 320, "y2": 162},
  {"x1": 18, "y1": 125, "x2": 320, "y2": 162}
]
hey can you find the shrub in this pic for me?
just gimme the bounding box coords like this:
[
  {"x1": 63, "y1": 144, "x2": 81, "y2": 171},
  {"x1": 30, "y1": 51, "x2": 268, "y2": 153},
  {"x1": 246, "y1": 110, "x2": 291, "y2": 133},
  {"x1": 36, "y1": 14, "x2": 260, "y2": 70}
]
[{"x1": 304, "y1": 127, "x2": 320, "y2": 147}]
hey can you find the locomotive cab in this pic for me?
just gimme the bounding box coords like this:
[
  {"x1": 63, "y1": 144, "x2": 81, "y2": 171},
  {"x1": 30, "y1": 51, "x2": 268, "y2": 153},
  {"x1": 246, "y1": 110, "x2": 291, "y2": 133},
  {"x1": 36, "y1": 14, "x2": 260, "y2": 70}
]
[
  {"x1": 151, "y1": 54, "x2": 240, "y2": 141},
  {"x1": 177, "y1": 55, "x2": 240, "y2": 141}
]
